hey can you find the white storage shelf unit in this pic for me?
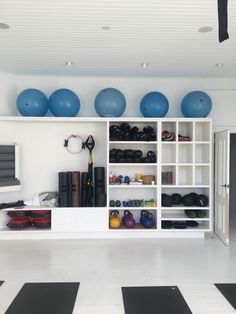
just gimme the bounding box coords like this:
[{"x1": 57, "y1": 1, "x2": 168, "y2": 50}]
[{"x1": 0, "y1": 117, "x2": 212, "y2": 238}]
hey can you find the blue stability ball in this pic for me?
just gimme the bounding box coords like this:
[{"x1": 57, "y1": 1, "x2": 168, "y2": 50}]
[
  {"x1": 94, "y1": 88, "x2": 126, "y2": 117},
  {"x1": 49, "y1": 88, "x2": 80, "y2": 117},
  {"x1": 140, "y1": 91, "x2": 169, "y2": 117},
  {"x1": 16, "y1": 89, "x2": 48, "y2": 117},
  {"x1": 181, "y1": 91, "x2": 212, "y2": 117}
]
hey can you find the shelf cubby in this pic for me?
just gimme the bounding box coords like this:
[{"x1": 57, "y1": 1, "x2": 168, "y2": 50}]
[
  {"x1": 109, "y1": 209, "x2": 157, "y2": 230},
  {"x1": 195, "y1": 121, "x2": 211, "y2": 142},
  {"x1": 161, "y1": 165, "x2": 176, "y2": 185},
  {"x1": 195, "y1": 144, "x2": 210, "y2": 164},
  {"x1": 162, "y1": 143, "x2": 176, "y2": 163},
  {"x1": 178, "y1": 165, "x2": 193, "y2": 186},
  {"x1": 161, "y1": 121, "x2": 176, "y2": 141},
  {"x1": 178, "y1": 122, "x2": 193, "y2": 141},
  {"x1": 178, "y1": 143, "x2": 193, "y2": 164},
  {"x1": 195, "y1": 165, "x2": 210, "y2": 186}
]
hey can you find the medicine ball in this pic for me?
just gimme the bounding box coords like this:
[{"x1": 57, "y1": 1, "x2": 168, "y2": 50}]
[
  {"x1": 162, "y1": 194, "x2": 172, "y2": 207},
  {"x1": 195, "y1": 194, "x2": 209, "y2": 207},
  {"x1": 189, "y1": 192, "x2": 198, "y2": 204},
  {"x1": 171, "y1": 193, "x2": 182, "y2": 205},
  {"x1": 182, "y1": 194, "x2": 194, "y2": 206}
]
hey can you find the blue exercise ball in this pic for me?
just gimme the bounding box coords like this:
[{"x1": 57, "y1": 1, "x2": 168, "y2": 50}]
[
  {"x1": 16, "y1": 89, "x2": 48, "y2": 117},
  {"x1": 94, "y1": 88, "x2": 126, "y2": 117},
  {"x1": 49, "y1": 88, "x2": 80, "y2": 117},
  {"x1": 140, "y1": 91, "x2": 169, "y2": 117},
  {"x1": 181, "y1": 91, "x2": 212, "y2": 117}
]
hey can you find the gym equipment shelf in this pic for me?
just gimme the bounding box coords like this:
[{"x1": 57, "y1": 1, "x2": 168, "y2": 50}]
[{"x1": 0, "y1": 117, "x2": 212, "y2": 239}]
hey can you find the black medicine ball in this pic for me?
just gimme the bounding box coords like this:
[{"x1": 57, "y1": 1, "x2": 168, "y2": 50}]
[
  {"x1": 195, "y1": 194, "x2": 209, "y2": 207},
  {"x1": 171, "y1": 193, "x2": 182, "y2": 205},
  {"x1": 162, "y1": 194, "x2": 172, "y2": 207},
  {"x1": 182, "y1": 194, "x2": 194, "y2": 207}
]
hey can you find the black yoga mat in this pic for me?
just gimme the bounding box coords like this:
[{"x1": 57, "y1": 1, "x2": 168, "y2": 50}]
[
  {"x1": 5, "y1": 282, "x2": 79, "y2": 314},
  {"x1": 122, "y1": 286, "x2": 192, "y2": 314},
  {"x1": 215, "y1": 283, "x2": 236, "y2": 310}
]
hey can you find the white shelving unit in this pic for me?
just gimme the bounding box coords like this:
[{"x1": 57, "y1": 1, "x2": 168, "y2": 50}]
[{"x1": 0, "y1": 117, "x2": 212, "y2": 239}]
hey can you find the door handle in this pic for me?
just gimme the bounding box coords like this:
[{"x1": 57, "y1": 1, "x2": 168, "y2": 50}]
[{"x1": 220, "y1": 184, "x2": 230, "y2": 188}]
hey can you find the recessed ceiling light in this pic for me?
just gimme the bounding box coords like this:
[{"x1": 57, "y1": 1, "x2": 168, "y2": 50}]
[
  {"x1": 0, "y1": 23, "x2": 10, "y2": 29},
  {"x1": 198, "y1": 26, "x2": 213, "y2": 33},
  {"x1": 141, "y1": 62, "x2": 149, "y2": 68},
  {"x1": 65, "y1": 61, "x2": 74, "y2": 66},
  {"x1": 102, "y1": 26, "x2": 110, "y2": 30},
  {"x1": 216, "y1": 63, "x2": 224, "y2": 67}
]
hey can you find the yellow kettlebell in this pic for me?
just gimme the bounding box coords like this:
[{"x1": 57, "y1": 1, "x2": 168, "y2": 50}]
[{"x1": 109, "y1": 210, "x2": 121, "y2": 229}]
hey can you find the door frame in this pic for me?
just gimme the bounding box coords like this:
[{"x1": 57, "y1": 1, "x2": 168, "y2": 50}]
[{"x1": 214, "y1": 126, "x2": 236, "y2": 242}]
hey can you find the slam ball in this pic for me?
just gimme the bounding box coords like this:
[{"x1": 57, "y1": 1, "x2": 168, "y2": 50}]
[
  {"x1": 140, "y1": 91, "x2": 169, "y2": 117},
  {"x1": 181, "y1": 91, "x2": 212, "y2": 117},
  {"x1": 16, "y1": 89, "x2": 48, "y2": 117},
  {"x1": 94, "y1": 88, "x2": 126, "y2": 117},
  {"x1": 49, "y1": 88, "x2": 80, "y2": 117}
]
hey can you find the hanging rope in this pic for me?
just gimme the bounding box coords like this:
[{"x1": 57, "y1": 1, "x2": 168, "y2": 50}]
[{"x1": 218, "y1": 0, "x2": 229, "y2": 42}]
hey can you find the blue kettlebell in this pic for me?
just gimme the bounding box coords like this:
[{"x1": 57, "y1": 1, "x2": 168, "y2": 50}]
[{"x1": 140, "y1": 210, "x2": 154, "y2": 228}]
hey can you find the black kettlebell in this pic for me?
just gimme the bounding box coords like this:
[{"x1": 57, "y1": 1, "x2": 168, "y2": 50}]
[
  {"x1": 137, "y1": 131, "x2": 145, "y2": 141},
  {"x1": 147, "y1": 151, "x2": 156, "y2": 163},
  {"x1": 195, "y1": 194, "x2": 209, "y2": 207},
  {"x1": 109, "y1": 149, "x2": 117, "y2": 158}
]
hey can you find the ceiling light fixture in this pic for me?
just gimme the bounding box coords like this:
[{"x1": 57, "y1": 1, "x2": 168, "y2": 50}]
[
  {"x1": 102, "y1": 26, "x2": 110, "y2": 30},
  {"x1": 0, "y1": 23, "x2": 10, "y2": 29},
  {"x1": 65, "y1": 61, "x2": 74, "y2": 66},
  {"x1": 141, "y1": 62, "x2": 149, "y2": 68},
  {"x1": 216, "y1": 63, "x2": 224, "y2": 67},
  {"x1": 198, "y1": 26, "x2": 213, "y2": 33}
]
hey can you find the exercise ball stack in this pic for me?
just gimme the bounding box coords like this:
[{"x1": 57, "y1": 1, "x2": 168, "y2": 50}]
[
  {"x1": 49, "y1": 88, "x2": 80, "y2": 117},
  {"x1": 94, "y1": 88, "x2": 126, "y2": 117},
  {"x1": 140, "y1": 91, "x2": 169, "y2": 117},
  {"x1": 17, "y1": 89, "x2": 49, "y2": 117},
  {"x1": 181, "y1": 91, "x2": 212, "y2": 117}
]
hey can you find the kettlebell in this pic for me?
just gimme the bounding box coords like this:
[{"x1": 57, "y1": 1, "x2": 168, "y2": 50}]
[
  {"x1": 109, "y1": 210, "x2": 121, "y2": 229},
  {"x1": 122, "y1": 210, "x2": 135, "y2": 228},
  {"x1": 141, "y1": 211, "x2": 154, "y2": 229}
]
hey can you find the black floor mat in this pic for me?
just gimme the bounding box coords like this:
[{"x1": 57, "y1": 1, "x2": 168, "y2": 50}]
[
  {"x1": 5, "y1": 282, "x2": 79, "y2": 314},
  {"x1": 122, "y1": 286, "x2": 192, "y2": 314},
  {"x1": 215, "y1": 283, "x2": 236, "y2": 310}
]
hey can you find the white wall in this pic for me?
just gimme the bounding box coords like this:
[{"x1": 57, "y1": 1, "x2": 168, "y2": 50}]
[
  {"x1": 0, "y1": 72, "x2": 236, "y2": 127},
  {"x1": 0, "y1": 71, "x2": 17, "y2": 116}
]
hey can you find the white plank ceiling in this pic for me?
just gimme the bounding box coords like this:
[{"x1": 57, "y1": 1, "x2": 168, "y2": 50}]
[{"x1": 0, "y1": 0, "x2": 236, "y2": 76}]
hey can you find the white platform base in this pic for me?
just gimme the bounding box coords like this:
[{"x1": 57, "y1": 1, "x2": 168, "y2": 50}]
[{"x1": 0, "y1": 231, "x2": 206, "y2": 240}]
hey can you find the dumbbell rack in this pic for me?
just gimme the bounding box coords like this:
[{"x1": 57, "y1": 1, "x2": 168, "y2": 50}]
[{"x1": 0, "y1": 116, "x2": 212, "y2": 239}]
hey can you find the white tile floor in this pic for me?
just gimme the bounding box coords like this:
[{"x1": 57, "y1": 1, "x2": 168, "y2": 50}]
[{"x1": 0, "y1": 232, "x2": 236, "y2": 314}]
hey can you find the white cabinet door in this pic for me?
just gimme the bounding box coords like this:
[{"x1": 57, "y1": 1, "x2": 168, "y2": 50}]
[
  {"x1": 52, "y1": 208, "x2": 107, "y2": 232},
  {"x1": 214, "y1": 130, "x2": 230, "y2": 246}
]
